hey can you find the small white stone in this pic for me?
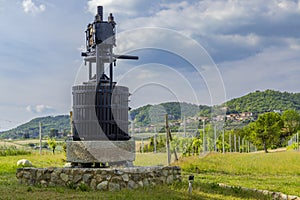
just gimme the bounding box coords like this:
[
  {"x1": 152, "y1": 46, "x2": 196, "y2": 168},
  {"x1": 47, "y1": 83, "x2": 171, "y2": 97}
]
[
  {"x1": 17, "y1": 159, "x2": 32, "y2": 167},
  {"x1": 64, "y1": 163, "x2": 72, "y2": 168}
]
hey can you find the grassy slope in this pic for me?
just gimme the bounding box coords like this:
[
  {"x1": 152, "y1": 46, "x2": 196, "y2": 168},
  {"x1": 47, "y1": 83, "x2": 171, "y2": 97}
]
[
  {"x1": 175, "y1": 151, "x2": 300, "y2": 196},
  {"x1": 0, "y1": 152, "x2": 271, "y2": 200}
]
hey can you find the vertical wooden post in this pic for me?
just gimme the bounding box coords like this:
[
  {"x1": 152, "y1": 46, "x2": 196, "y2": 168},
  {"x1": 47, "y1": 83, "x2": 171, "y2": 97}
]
[
  {"x1": 39, "y1": 122, "x2": 42, "y2": 155},
  {"x1": 248, "y1": 141, "x2": 250, "y2": 153},
  {"x1": 141, "y1": 138, "x2": 144, "y2": 154},
  {"x1": 234, "y1": 134, "x2": 237, "y2": 152},
  {"x1": 214, "y1": 125, "x2": 217, "y2": 152},
  {"x1": 242, "y1": 138, "x2": 244, "y2": 153},
  {"x1": 165, "y1": 114, "x2": 171, "y2": 166},
  {"x1": 70, "y1": 111, "x2": 73, "y2": 136},
  {"x1": 131, "y1": 121, "x2": 134, "y2": 137},
  {"x1": 154, "y1": 133, "x2": 157, "y2": 153},
  {"x1": 222, "y1": 129, "x2": 225, "y2": 154},
  {"x1": 229, "y1": 132, "x2": 231, "y2": 153},
  {"x1": 297, "y1": 132, "x2": 299, "y2": 151},
  {"x1": 203, "y1": 119, "x2": 205, "y2": 153},
  {"x1": 184, "y1": 116, "x2": 186, "y2": 137},
  {"x1": 238, "y1": 136, "x2": 241, "y2": 153}
]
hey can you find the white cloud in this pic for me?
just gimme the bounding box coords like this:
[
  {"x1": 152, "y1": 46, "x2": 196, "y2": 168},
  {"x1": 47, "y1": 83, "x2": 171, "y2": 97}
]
[
  {"x1": 26, "y1": 105, "x2": 55, "y2": 114},
  {"x1": 22, "y1": 0, "x2": 45, "y2": 14},
  {"x1": 112, "y1": 0, "x2": 300, "y2": 63},
  {"x1": 220, "y1": 45, "x2": 300, "y2": 100}
]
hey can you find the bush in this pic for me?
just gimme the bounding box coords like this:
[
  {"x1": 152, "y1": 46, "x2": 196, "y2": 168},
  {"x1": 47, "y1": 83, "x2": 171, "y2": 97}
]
[{"x1": 287, "y1": 143, "x2": 299, "y2": 151}]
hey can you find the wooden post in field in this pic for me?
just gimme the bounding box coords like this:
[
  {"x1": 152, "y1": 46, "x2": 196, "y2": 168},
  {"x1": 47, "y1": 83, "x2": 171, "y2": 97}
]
[
  {"x1": 70, "y1": 111, "x2": 73, "y2": 137},
  {"x1": 131, "y1": 121, "x2": 134, "y2": 137},
  {"x1": 229, "y1": 132, "x2": 231, "y2": 152},
  {"x1": 214, "y1": 125, "x2": 217, "y2": 152},
  {"x1": 203, "y1": 119, "x2": 205, "y2": 153},
  {"x1": 242, "y1": 138, "x2": 244, "y2": 153},
  {"x1": 165, "y1": 114, "x2": 171, "y2": 166},
  {"x1": 222, "y1": 129, "x2": 225, "y2": 154},
  {"x1": 248, "y1": 141, "x2": 250, "y2": 153},
  {"x1": 238, "y1": 136, "x2": 241, "y2": 153},
  {"x1": 234, "y1": 134, "x2": 237, "y2": 152},
  {"x1": 154, "y1": 133, "x2": 157, "y2": 153},
  {"x1": 39, "y1": 122, "x2": 42, "y2": 155},
  {"x1": 141, "y1": 138, "x2": 144, "y2": 153},
  {"x1": 297, "y1": 132, "x2": 299, "y2": 151},
  {"x1": 184, "y1": 116, "x2": 186, "y2": 137}
]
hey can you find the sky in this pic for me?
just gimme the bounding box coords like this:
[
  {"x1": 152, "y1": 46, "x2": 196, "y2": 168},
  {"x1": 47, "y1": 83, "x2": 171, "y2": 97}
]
[{"x1": 0, "y1": 0, "x2": 299, "y2": 131}]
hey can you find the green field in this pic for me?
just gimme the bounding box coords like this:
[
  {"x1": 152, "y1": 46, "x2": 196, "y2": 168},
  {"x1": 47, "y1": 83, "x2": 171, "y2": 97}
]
[
  {"x1": 1, "y1": 149, "x2": 299, "y2": 199},
  {"x1": 176, "y1": 151, "x2": 300, "y2": 197}
]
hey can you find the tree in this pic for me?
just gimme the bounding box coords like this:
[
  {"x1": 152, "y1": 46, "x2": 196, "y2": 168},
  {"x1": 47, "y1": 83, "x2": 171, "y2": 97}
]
[
  {"x1": 282, "y1": 110, "x2": 300, "y2": 137},
  {"x1": 192, "y1": 137, "x2": 202, "y2": 155},
  {"x1": 49, "y1": 129, "x2": 59, "y2": 138},
  {"x1": 47, "y1": 137, "x2": 57, "y2": 154},
  {"x1": 23, "y1": 132, "x2": 30, "y2": 139},
  {"x1": 250, "y1": 112, "x2": 283, "y2": 153}
]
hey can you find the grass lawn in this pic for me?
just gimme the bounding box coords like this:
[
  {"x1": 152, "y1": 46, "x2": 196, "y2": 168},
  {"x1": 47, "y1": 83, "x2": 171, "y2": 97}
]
[
  {"x1": 2, "y1": 150, "x2": 295, "y2": 199},
  {"x1": 175, "y1": 151, "x2": 300, "y2": 197}
]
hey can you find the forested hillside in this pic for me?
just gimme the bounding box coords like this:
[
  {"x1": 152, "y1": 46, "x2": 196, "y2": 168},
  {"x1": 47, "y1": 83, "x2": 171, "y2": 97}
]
[
  {"x1": 1, "y1": 90, "x2": 299, "y2": 139},
  {"x1": 130, "y1": 102, "x2": 211, "y2": 126},
  {"x1": 224, "y1": 90, "x2": 300, "y2": 114},
  {"x1": 0, "y1": 115, "x2": 69, "y2": 139}
]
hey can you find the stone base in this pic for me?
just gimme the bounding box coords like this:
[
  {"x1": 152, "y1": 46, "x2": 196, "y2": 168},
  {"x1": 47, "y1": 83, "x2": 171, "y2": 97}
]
[
  {"x1": 16, "y1": 166, "x2": 182, "y2": 191},
  {"x1": 66, "y1": 140, "x2": 135, "y2": 164}
]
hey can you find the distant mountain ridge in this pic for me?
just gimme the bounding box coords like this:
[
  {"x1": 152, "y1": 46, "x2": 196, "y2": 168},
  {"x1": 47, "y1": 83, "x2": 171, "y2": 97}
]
[{"x1": 1, "y1": 90, "x2": 299, "y2": 139}]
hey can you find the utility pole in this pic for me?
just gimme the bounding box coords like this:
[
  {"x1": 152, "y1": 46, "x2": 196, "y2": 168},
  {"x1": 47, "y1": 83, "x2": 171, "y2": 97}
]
[{"x1": 39, "y1": 122, "x2": 42, "y2": 155}]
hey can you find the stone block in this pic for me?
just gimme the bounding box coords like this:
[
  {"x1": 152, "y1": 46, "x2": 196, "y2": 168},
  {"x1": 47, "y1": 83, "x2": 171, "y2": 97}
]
[
  {"x1": 97, "y1": 181, "x2": 108, "y2": 191},
  {"x1": 66, "y1": 140, "x2": 135, "y2": 163}
]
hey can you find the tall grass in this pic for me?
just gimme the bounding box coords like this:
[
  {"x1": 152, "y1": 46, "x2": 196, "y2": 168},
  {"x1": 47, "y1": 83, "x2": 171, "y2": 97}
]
[{"x1": 0, "y1": 145, "x2": 31, "y2": 156}]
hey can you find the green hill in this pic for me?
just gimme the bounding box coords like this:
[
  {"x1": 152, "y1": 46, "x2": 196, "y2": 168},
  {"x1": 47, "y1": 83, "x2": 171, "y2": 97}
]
[
  {"x1": 1, "y1": 90, "x2": 299, "y2": 139},
  {"x1": 0, "y1": 115, "x2": 70, "y2": 139},
  {"x1": 224, "y1": 89, "x2": 300, "y2": 114},
  {"x1": 130, "y1": 102, "x2": 211, "y2": 126}
]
